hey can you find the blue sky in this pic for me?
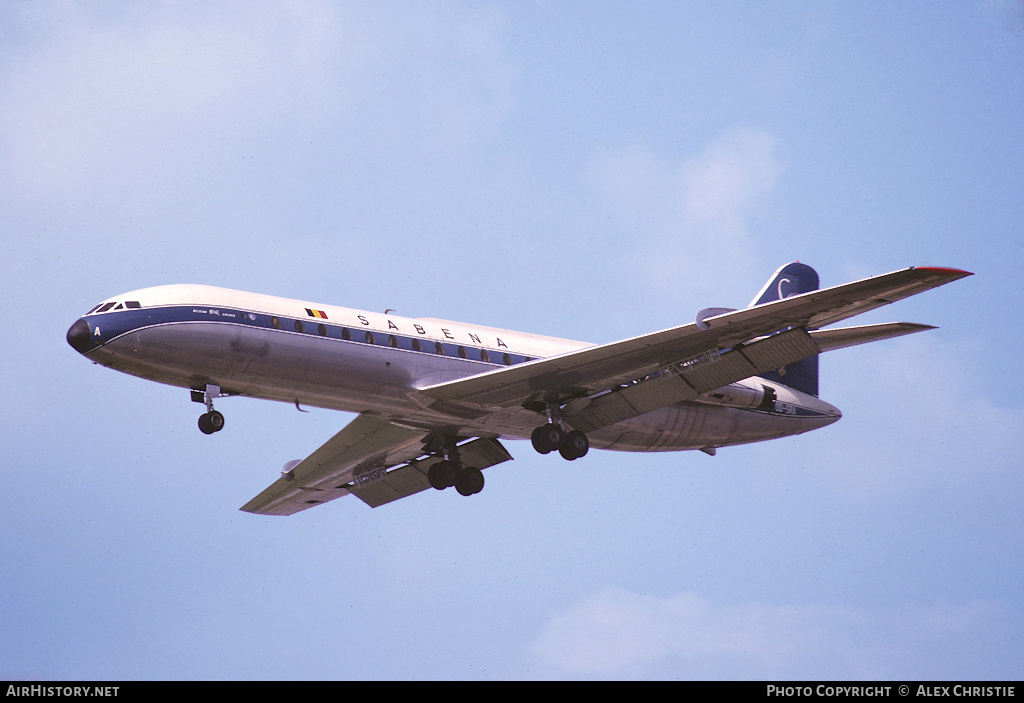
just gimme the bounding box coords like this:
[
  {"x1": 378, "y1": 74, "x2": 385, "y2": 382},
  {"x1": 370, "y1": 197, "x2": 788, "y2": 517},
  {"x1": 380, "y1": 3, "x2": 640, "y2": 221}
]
[{"x1": 2, "y1": 1, "x2": 1022, "y2": 680}]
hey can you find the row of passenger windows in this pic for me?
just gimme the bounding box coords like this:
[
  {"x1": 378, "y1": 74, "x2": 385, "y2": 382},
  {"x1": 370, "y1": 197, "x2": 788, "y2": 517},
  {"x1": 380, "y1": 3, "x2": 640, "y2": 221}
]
[
  {"x1": 83, "y1": 301, "x2": 530, "y2": 365},
  {"x1": 269, "y1": 315, "x2": 529, "y2": 365}
]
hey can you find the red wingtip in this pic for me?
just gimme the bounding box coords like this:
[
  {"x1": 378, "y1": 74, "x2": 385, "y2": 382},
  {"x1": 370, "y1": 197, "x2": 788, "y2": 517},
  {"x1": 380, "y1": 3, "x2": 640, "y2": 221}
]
[{"x1": 914, "y1": 266, "x2": 974, "y2": 277}]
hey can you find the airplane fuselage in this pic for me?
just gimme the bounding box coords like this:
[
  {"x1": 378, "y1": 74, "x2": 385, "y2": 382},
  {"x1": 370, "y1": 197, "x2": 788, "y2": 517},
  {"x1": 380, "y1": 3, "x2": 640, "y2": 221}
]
[{"x1": 67, "y1": 284, "x2": 841, "y2": 453}]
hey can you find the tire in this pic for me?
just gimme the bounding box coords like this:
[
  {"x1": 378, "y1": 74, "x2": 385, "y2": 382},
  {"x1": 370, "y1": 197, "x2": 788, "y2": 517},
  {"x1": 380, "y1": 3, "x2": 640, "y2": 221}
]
[
  {"x1": 208, "y1": 410, "x2": 225, "y2": 432},
  {"x1": 198, "y1": 413, "x2": 215, "y2": 435},
  {"x1": 562, "y1": 429, "x2": 589, "y2": 460},
  {"x1": 455, "y1": 467, "x2": 484, "y2": 496},
  {"x1": 429, "y1": 460, "x2": 459, "y2": 489},
  {"x1": 531, "y1": 424, "x2": 563, "y2": 454},
  {"x1": 428, "y1": 461, "x2": 452, "y2": 490}
]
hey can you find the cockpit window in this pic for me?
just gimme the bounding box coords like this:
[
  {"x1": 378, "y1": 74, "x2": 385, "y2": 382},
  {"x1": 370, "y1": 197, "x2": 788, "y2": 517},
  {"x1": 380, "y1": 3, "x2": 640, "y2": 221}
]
[
  {"x1": 125, "y1": 301, "x2": 141, "y2": 309},
  {"x1": 96, "y1": 302, "x2": 117, "y2": 313}
]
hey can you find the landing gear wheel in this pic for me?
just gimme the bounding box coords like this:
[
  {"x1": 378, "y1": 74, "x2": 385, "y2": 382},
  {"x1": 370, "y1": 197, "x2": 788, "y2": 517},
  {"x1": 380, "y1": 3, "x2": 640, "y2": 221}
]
[
  {"x1": 198, "y1": 411, "x2": 225, "y2": 434},
  {"x1": 428, "y1": 460, "x2": 459, "y2": 490},
  {"x1": 455, "y1": 467, "x2": 484, "y2": 496},
  {"x1": 531, "y1": 424, "x2": 564, "y2": 454},
  {"x1": 559, "y1": 429, "x2": 589, "y2": 461}
]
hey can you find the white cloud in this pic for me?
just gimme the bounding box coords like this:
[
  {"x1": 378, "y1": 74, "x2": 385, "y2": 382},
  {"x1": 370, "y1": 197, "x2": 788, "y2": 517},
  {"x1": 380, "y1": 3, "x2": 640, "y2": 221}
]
[
  {"x1": 587, "y1": 128, "x2": 783, "y2": 302},
  {"x1": 0, "y1": 2, "x2": 351, "y2": 199},
  {"x1": 0, "y1": 2, "x2": 516, "y2": 208},
  {"x1": 530, "y1": 586, "x2": 1005, "y2": 679}
]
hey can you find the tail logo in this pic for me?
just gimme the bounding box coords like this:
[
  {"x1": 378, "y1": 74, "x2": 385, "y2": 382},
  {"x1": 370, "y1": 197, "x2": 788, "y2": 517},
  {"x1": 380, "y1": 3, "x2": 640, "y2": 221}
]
[{"x1": 777, "y1": 277, "x2": 794, "y2": 300}]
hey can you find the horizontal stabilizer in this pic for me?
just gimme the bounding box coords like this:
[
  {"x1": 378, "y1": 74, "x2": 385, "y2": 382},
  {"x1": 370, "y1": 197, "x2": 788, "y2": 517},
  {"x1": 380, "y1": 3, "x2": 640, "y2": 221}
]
[{"x1": 810, "y1": 322, "x2": 935, "y2": 352}]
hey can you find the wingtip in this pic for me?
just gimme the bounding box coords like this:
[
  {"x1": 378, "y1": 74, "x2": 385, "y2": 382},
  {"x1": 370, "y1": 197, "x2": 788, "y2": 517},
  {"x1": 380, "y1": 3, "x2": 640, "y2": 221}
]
[{"x1": 914, "y1": 266, "x2": 974, "y2": 277}]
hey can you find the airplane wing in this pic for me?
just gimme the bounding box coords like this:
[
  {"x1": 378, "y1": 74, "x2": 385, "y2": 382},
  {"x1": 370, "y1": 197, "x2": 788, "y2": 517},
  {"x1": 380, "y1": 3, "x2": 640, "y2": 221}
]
[
  {"x1": 415, "y1": 266, "x2": 971, "y2": 421},
  {"x1": 240, "y1": 413, "x2": 512, "y2": 515},
  {"x1": 242, "y1": 266, "x2": 968, "y2": 515}
]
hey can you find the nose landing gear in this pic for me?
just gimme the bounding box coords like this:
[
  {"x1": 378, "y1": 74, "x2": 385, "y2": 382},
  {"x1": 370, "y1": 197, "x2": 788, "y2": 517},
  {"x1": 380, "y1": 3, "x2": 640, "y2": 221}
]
[{"x1": 193, "y1": 384, "x2": 227, "y2": 434}]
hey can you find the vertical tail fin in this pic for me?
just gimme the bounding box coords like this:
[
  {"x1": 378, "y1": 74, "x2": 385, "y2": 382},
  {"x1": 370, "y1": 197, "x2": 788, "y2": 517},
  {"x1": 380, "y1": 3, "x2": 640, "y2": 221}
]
[{"x1": 750, "y1": 262, "x2": 820, "y2": 396}]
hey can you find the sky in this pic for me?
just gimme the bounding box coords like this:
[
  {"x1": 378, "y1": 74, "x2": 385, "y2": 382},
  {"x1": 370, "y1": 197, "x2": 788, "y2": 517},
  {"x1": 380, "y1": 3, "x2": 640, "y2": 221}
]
[{"x1": 2, "y1": 0, "x2": 1022, "y2": 681}]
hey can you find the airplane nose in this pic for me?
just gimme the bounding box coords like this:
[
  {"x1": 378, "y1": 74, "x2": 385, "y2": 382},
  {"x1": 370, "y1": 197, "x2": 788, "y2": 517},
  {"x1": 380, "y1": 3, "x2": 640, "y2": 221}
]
[{"x1": 66, "y1": 318, "x2": 93, "y2": 354}]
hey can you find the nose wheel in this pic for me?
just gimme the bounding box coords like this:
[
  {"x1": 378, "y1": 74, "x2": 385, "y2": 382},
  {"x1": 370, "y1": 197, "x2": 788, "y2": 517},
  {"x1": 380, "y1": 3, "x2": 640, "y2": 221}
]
[{"x1": 198, "y1": 410, "x2": 225, "y2": 434}]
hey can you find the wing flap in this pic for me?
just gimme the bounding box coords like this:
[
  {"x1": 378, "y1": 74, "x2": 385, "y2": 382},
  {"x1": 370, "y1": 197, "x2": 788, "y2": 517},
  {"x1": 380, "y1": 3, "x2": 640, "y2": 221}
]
[
  {"x1": 349, "y1": 437, "x2": 513, "y2": 508},
  {"x1": 566, "y1": 328, "x2": 821, "y2": 433},
  {"x1": 348, "y1": 461, "x2": 432, "y2": 508}
]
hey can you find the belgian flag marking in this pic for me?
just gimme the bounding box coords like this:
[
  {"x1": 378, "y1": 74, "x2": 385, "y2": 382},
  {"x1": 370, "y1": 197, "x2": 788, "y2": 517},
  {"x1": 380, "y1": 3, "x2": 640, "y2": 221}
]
[{"x1": 305, "y1": 308, "x2": 328, "y2": 319}]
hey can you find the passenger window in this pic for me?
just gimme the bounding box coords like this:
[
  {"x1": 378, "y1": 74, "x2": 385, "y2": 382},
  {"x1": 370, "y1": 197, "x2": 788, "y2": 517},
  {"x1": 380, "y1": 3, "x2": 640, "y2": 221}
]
[
  {"x1": 388, "y1": 335, "x2": 399, "y2": 348},
  {"x1": 434, "y1": 342, "x2": 445, "y2": 355},
  {"x1": 294, "y1": 320, "x2": 305, "y2": 333},
  {"x1": 457, "y1": 346, "x2": 468, "y2": 359},
  {"x1": 271, "y1": 317, "x2": 281, "y2": 329},
  {"x1": 341, "y1": 327, "x2": 351, "y2": 341},
  {"x1": 411, "y1": 339, "x2": 422, "y2": 352},
  {"x1": 503, "y1": 353, "x2": 512, "y2": 365},
  {"x1": 480, "y1": 349, "x2": 490, "y2": 363},
  {"x1": 365, "y1": 331, "x2": 375, "y2": 344},
  {"x1": 318, "y1": 324, "x2": 328, "y2": 337}
]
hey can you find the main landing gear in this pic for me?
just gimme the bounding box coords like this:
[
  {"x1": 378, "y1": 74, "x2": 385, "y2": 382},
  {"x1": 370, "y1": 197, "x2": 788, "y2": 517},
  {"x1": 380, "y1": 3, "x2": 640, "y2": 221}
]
[
  {"x1": 531, "y1": 422, "x2": 590, "y2": 461},
  {"x1": 427, "y1": 440, "x2": 485, "y2": 496},
  {"x1": 192, "y1": 384, "x2": 226, "y2": 435}
]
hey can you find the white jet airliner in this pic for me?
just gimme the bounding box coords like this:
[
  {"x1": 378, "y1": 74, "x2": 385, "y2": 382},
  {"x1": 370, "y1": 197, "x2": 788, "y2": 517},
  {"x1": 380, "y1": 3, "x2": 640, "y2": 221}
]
[{"x1": 66, "y1": 263, "x2": 970, "y2": 514}]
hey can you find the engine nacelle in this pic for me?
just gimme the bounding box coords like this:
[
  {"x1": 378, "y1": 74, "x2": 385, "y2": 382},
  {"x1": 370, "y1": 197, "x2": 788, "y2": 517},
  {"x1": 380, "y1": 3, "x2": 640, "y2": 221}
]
[{"x1": 697, "y1": 382, "x2": 775, "y2": 410}]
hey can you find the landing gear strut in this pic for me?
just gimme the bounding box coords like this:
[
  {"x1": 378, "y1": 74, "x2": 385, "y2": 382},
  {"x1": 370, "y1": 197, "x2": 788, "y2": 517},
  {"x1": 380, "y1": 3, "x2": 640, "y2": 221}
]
[
  {"x1": 193, "y1": 384, "x2": 226, "y2": 434},
  {"x1": 427, "y1": 440, "x2": 484, "y2": 496}
]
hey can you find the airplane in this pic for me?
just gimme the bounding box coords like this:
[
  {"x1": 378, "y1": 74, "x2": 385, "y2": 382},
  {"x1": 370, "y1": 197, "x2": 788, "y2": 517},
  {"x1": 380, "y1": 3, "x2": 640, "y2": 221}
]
[{"x1": 66, "y1": 262, "x2": 971, "y2": 515}]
